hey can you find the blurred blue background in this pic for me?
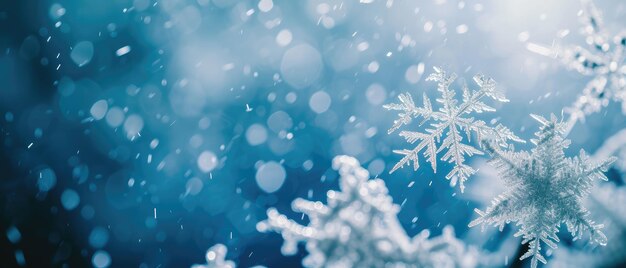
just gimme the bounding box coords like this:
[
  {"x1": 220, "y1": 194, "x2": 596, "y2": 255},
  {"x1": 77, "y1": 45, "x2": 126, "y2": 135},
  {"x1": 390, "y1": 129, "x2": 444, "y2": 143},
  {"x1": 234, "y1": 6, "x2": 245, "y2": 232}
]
[{"x1": 1, "y1": 0, "x2": 625, "y2": 267}]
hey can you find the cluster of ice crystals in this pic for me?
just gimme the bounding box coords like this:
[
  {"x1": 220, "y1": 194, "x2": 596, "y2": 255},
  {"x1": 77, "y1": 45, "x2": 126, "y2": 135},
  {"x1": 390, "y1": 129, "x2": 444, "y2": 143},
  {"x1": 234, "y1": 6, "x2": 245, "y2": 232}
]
[
  {"x1": 556, "y1": 0, "x2": 626, "y2": 124},
  {"x1": 384, "y1": 67, "x2": 523, "y2": 192},
  {"x1": 469, "y1": 114, "x2": 616, "y2": 268},
  {"x1": 257, "y1": 155, "x2": 482, "y2": 268},
  {"x1": 191, "y1": 244, "x2": 236, "y2": 268}
]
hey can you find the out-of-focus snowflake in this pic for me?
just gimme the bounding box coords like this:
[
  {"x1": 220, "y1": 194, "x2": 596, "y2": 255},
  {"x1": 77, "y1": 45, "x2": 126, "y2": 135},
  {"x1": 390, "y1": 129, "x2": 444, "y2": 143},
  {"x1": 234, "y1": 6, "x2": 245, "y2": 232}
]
[
  {"x1": 257, "y1": 155, "x2": 484, "y2": 268},
  {"x1": 532, "y1": 0, "x2": 626, "y2": 130},
  {"x1": 550, "y1": 182, "x2": 626, "y2": 268},
  {"x1": 469, "y1": 114, "x2": 616, "y2": 268},
  {"x1": 592, "y1": 128, "x2": 626, "y2": 175},
  {"x1": 191, "y1": 244, "x2": 236, "y2": 268},
  {"x1": 384, "y1": 67, "x2": 523, "y2": 192}
]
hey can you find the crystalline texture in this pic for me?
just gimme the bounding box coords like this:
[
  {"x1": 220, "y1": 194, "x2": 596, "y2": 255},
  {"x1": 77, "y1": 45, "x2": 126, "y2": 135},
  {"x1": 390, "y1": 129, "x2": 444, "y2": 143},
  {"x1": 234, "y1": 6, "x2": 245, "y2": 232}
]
[
  {"x1": 551, "y1": 0, "x2": 626, "y2": 129},
  {"x1": 257, "y1": 155, "x2": 483, "y2": 268},
  {"x1": 191, "y1": 244, "x2": 236, "y2": 268},
  {"x1": 384, "y1": 67, "x2": 523, "y2": 192},
  {"x1": 469, "y1": 114, "x2": 616, "y2": 268}
]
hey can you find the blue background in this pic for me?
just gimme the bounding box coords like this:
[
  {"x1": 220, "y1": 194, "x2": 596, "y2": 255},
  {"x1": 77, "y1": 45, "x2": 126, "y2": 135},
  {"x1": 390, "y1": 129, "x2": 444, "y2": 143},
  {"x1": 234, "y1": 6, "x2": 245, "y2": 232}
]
[{"x1": 1, "y1": 0, "x2": 625, "y2": 267}]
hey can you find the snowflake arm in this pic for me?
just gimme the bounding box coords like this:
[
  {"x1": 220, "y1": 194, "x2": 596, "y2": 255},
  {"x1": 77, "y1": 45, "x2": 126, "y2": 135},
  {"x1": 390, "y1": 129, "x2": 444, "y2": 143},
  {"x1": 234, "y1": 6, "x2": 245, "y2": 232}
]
[
  {"x1": 258, "y1": 155, "x2": 484, "y2": 267},
  {"x1": 384, "y1": 67, "x2": 523, "y2": 192},
  {"x1": 469, "y1": 114, "x2": 616, "y2": 268},
  {"x1": 529, "y1": 0, "x2": 626, "y2": 127}
]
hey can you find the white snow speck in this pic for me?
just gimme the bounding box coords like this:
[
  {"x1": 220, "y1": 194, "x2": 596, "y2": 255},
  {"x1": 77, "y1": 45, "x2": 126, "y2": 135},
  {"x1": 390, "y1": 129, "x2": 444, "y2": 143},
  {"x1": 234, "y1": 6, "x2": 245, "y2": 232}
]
[
  {"x1": 276, "y1": 29, "x2": 293, "y2": 47},
  {"x1": 258, "y1": 0, "x2": 273, "y2": 12},
  {"x1": 115, "y1": 46, "x2": 131, "y2": 56},
  {"x1": 197, "y1": 151, "x2": 218, "y2": 173},
  {"x1": 456, "y1": 24, "x2": 468, "y2": 34}
]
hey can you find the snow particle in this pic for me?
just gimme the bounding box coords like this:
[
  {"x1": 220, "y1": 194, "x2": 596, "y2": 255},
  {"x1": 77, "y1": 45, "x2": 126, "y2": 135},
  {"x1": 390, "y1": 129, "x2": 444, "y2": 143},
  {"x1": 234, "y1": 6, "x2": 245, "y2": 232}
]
[
  {"x1": 456, "y1": 24, "x2": 469, "y2": 34},
  {"x1": 367, "y1": 61, "x2": 380, "y2": 73},
  {"x1": 366, "y1": 83, "x2": 387, "y2": 105},
  {"x1": 357, "y1": 42, "x2": 370, "y2": 52},
  {"x1": 309, "y1": 91, "x2": 331, "y2": 114},
  {"x1": 70, "y1": 41, "x2": 94, "y2": 67},
  {"x1": 6, "y1": 226, "x2": 21, "y2": 244},
  {"x1": 90, "y1": 100, "x2": 108, "y2": 120},
  {"x1": 92, "y1": 250, "x2": 111, "y2": 268},
  {"x1": 115, "y1": 46, "x2": 131, "y2": 56},
  {"x1": 61, "y1": 189, "x2": 80, "y2": 210},
  {"x1": 89, "y1": 227, "x2": 110, "y2": 248},
  {"x1": 280, "y1": 44, "x2": 323, "y2": 89},
  {"x1": 37, "y1": 168, "x2": 57, "y2": 192},
  {"x1": 246, "y1": 124, "x2": 268, "y2": 146},
  {"x1": 255, "y1": 161, "x2": 286, "y2": 193},
  {"x1": 105, "y1": 107, "x2": 125, "y2": 128},
  {"x1": 258, "y1": 0, "x2": 273, "y2": 12},
  {"x1": 405, "y1": 63, "x2": 425, "y2": 84},
  {"x1": 424, "y1": 21, "x2": 433, "y2": 32},
  {"x1": 123, "y1": 114, "x2": 144, "y2": 139},
  {"x1": 186, "y1": 177, "x2": 204, "y2": 196},
  {"x1": 276, "y1": 29, "x2": 293, "y2": 47},
  {"x1": 49, "y1": 3, "x2": 66, "y2": 20},
  {"x1": 197, "y1": 151, "x2": 218, "y2": 173},
  {"x1": 267, "y1": 110, "x2": 293, "y2": 133}
]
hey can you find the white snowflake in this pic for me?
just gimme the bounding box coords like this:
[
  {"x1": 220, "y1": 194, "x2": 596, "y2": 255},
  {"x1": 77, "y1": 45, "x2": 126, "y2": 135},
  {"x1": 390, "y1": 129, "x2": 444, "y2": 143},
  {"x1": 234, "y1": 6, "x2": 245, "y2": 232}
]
[
  {"x1": 257, "y1": 155, "x2": 483, "y2": 268},
  {"x1": 534, "y1": 0, "x2": 626, "y2": 129},
  {"x1": 191, "y1": 244, "x2": 236, "y2": 268},
  {"x1": 469, "y1": 114, "x2": 616, "y2": 268},
  {"x1": 384, "y1": 67, "x2": 523, "y2": 192}
]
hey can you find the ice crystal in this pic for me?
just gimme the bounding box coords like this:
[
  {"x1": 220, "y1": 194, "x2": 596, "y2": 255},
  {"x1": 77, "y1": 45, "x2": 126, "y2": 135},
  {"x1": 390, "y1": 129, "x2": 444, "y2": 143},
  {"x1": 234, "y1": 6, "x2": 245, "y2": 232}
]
[
  {"x1": 469, "y1": 114, "x2": 616, "y2": 268},
  {"x1": 257, "y1": 155, "x2": 482, "y2": 268},
  {"x1": 541, "y1": 0, "x2": 626, "y2": 127},
  {"x1": 384, "y1": 67, "x2": 523, "y2": 192},
  {"x1": 191, "y1": 244, "x2": 236, "y2": 268}
]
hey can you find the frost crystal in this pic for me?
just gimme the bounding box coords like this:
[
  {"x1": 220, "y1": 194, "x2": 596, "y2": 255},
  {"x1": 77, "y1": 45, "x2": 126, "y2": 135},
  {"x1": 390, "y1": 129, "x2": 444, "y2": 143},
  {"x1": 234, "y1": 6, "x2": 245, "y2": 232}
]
[
  {"x1": 384, "y1": 67, "x2": 523, "y2": 192},
  {"x1": 469, "y1": 114, "x2": 616, "y2": 268},
  {"x1": 191, "y1": 244, "x2": 236, "y2": 268},
  {"x1": 545, "y1": 0, "x2": 626, "y2": 127},
  {"x1": 257, "y1": 155, "x2": 482, "y2": 268}
]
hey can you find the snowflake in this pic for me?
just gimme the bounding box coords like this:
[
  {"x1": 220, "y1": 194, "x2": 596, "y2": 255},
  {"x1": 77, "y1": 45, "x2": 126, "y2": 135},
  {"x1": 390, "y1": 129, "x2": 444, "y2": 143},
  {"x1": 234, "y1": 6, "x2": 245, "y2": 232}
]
[
  {"x1": 469, "y1": 114, "x2": 616, "y2": 268},
  {"x1": 535, "y1": 0, "x2": 626, "y2": 128},
  {"x1": 257, "y1": 155, "x2": 483, "y2": 268},
  {"x1": 384, "y1": 67, "x2": 523, "y2": 192},
  {"x1": 191, "y1": 244, "x2": 236, "y2": 268}
]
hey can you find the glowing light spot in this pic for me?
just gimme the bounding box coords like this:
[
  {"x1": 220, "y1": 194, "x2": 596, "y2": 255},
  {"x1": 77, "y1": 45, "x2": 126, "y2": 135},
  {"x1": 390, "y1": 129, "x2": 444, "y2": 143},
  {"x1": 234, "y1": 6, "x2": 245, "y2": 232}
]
[
  {"x1": 197, "y1": 151, "x2": 218, "y2": 173},
  {"x1": 255, "y1": 161, "x2": 286, "y2": 193}
]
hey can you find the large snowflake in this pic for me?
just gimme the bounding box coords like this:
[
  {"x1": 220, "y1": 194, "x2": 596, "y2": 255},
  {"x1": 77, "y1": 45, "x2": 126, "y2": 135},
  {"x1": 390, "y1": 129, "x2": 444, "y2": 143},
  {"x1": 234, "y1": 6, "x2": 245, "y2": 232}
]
[
  {"x1": 257, "y1": 155, "x2": 483, "y2": 268},
  {"x1": 469, "y1": 114, "x2": 616, "y2": 268},
  {"x1": 191, "y1": 244, "x2": 236, "y2": 268},
  {"x1": 535, "y1": 0, "x2": 626, "y2": 128},
  {"x1": 384, "y1": 67, "x2": 523, "y2": 192}
]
